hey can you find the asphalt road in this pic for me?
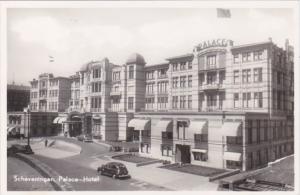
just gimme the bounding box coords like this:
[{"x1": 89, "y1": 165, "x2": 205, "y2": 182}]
[
  {"x1": 7, "y1": 157, "x2": 54, "y2": 191},
  {"x1": 29, "y1": 137, "x2": 169, "y2": 191}
]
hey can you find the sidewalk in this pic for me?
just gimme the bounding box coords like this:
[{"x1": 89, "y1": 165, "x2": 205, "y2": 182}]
[{"x1": 90, "y1": 155, "x2": 218, "y2": 191}]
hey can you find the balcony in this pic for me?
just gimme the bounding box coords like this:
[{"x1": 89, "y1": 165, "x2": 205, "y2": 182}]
[
  {"x1": 108, "y1": 108, "x2": 125, "y2": 112},
  {"x1": 199, "y1": 83, "x2": 223, "y2": 91},
  {"x1": 39, "y1": 95, "x2": 47, "y2": 100},
  {"x1": 90, "y1": 108, "x2": 102, "y2": 113},
  {"x1": 110, "y1": 91, "x2": 122, "y2": 96},
  {"x1": 205, "y1": 106, "x2": 223, "y2": 112},
  {"x1": 68, "y1": 107, "x2": 84, "y2": 113}
]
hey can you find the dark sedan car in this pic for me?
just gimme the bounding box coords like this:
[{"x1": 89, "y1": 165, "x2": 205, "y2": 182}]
[{"x1": 97, "y1": 162, "x2": 131, "y2": 179}]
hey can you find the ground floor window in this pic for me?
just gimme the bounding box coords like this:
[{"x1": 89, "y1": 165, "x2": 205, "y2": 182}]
[
  {"x1": 161, "y1": 145, "x2": 173, "y2": 156},
  {"x1": 141, "y1": 143, "x2": 150, "y2": 153},
  {"x1": 226, "y1": 160, "x2": 242, "y2": 169},
  {"x1": 192, "y1": 152, "x2": 207, "y2": 161}
]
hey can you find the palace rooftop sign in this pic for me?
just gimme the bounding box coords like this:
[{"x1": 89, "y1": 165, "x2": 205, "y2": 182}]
[{"x1": 195, "y1": 39, "x2": 233, "y2": 52}]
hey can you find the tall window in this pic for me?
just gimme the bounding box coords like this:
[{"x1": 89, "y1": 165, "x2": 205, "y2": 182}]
[
  {"x1": 180, "y1": 76, "x2": 186, "y2": 88},
  {"x1": 253, "y1": 50, "x2": 263, "y2": 61},
  {"x1": 248, "y1": 120, "x2": 253, "y2": 144},
  {"x1": 128, "y1": 97, "x2": 134, "y2": 109},
  {"x1": 234, "y1": 70, "x2": 239, "y2": 84},
  {"x1": 145, "y1": 97, "x2": 155, "y2": 110},
  {"x1": 242, "y1": 52, "x2": 251, "y2": 62},
  {"x1": 253, "y1": 68, "x2": 263, "y2": 82},
  {"x1": 188, "y1": 95, "x2": 192, "y2": 109},
  {"x1": 146, "y1": 71, "x2": 154, "y2": 80},
  {"x1": 254, "y1": 92, "x2": 263, "y2": 108},
  {"x1": 180, "y1": 62, "x2": 186, "y2": 70},
  {"x1": 188, "y1": 75, "x2": 192, "y2": 87},
  {"x1": 158, "y1": 97, "x2": 168, "y2": 110},
  {"x1": 199, "y1": 73, "x2": 204, "y2": 86},
  {"x1": 172, "y1": 96, "x2": 178, "y2": 109},
  {"x1": 243, "y1": 92, "x2": 251, "y2": 108},
  {"x1": 172, "y1": 63, "x2": 178, "y2": 71},
  {"x1": 129, "y1": 66, "x2": 134, "y2": 79},
  {"x1": 93, "y1": 68, "x2": 101, "y2": 78},
  {"x1": 180, "y1": 96, "x2": 186, "y2": 109},
  {"x1": 91, "y1": 97, "x2": 102, "y2": 109},
  {"x1": 207, "y1": 72, "x2": 217, "y2": 84},
  {"x1": 172, "y1": 77, "x2": 178, "y2": 88},
  {"x1": 233, "y1": 54, "x2": 239, "y2": 63},
  {"x1": 158, "y1": 69, "x2": 167, "y2": 78},
  {"x1": 242, "y1": 69, "x2": 251, "y2": 83},
  {"x1": 92, "y1": 82, "x2": 101, "y2": 93},
  {"x1": 188, "y1": 61, "x2": 193, "y2": 69},
  {"x1": 207, "y1": 55, "x2": 216, "y2": 68},
  {"x1": 234, "y1": 93, "x2": 239, "y2": 108},
  {"x1": 113, "y1": 71, "x2": 120, "y2": 81}
]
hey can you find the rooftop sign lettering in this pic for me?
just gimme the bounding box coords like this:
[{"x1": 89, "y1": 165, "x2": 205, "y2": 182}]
[{"x1": 195, "y1": 39, "x2": 232, "y2": 52}]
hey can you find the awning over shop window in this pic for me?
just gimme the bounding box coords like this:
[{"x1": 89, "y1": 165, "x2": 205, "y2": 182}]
[
  {"x1": 72, "y1": 115, "x2": 81, "y2": 119},
  {"x1": 189, "y1": 120, "x2": 208, "y2": 134},
  {"x1": 93, "y1": 116, "x2": 101, "y2": 120},
  {"x1": 7, "y1": 126, "x2": 16, "y2": 133},
  {"x1": 155, "y1": 120, "x2": 172, "y2": 132},
  {"x1": 53, "y1": 117, "x2": 61, "y2": 124},
  {"x1": 58, "y1": 117, "x2": 67, "y2": 124},
  {"x1": 222, "y1": 121, "x2": 242, "y2": 136},
  {"x1": 128, "y1": 119, "x2": 150, "y2": 130},
  {"x1": 191, "y1": 148, "x2": 207, "y2": 153},
  {"x1": 223, "y1": 152, "x2": 242, "y2": 161}
]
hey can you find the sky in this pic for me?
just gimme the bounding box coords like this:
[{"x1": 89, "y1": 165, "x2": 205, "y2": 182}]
[{"x1": 7, "y1": 7, "x2": 295, "y2": 85}]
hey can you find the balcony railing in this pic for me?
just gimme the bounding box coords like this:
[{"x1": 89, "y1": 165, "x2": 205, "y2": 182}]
[
  {"x1": 110, "y1": 91, "x2": 122, "y2": 96},
  {"x1": 199, "y1": 83, "x2": 223, "y2": 90},
  {"x1": 90, "y1": 108, "x2": 102, "y2": 113}
]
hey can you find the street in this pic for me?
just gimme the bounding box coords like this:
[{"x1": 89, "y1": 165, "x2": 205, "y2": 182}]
[
  {"x1": 7, "y1": 157, "x2": 54, "y2": 191},
  {"x1": 7, "y1": 137, "x2": 169, "y2": 191}
]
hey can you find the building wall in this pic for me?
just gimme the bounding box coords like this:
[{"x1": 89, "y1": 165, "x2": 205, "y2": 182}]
[{"x1": 7, "y1": 85, "x2": 30, "y2": 112}]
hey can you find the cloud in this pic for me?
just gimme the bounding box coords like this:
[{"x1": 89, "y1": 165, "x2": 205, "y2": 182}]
[{"x1": 11, "y1": 16, "x2": 70, "y2": 52}]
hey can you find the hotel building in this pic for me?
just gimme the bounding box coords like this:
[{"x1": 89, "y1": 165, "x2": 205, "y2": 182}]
[{"x1": 29, "y1": 38, "x2": 294, "y2": 171}]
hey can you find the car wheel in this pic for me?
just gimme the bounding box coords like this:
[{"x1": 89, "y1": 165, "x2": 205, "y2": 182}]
[{"x1": 112, "y1": 174, "x2": 117, "y2": 179}]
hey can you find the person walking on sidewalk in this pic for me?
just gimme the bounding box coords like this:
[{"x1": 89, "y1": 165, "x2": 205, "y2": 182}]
[{"x1": 45, "y1": 139, "x2": 48, "y2": 147}]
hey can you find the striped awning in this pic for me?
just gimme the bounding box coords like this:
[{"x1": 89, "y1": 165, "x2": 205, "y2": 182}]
[
  {"x1": 53, "y1": 117, "x2": 67, "y2": 124},
  {"x1": 223, "y1": 152, "x2": 242, "y2": 161},
  {"x1": 128, "y1": 119, "x2": 150, "y2": 130},
  {"x1": 189, "y1": 120, "x2": 208, "y2": 134},
  {"x1": 155, "y1": 120, "x2": 172, "y2": 132},
  {"x1": 222, "y1": 121, "x2": 242, "y2": 136}
]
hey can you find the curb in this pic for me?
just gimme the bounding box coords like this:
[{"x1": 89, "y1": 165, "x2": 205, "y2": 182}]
[
  {"x1": 13, "y1": 153, "x2": 74, "y2": 191},
  {"x1": 93, "y1": 141, "x2": 113, "y2": 150}
]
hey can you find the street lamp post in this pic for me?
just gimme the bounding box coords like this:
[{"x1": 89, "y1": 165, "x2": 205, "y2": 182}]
[{"x1": 24, "y1": 106, "x2": 33, "y2": 154}]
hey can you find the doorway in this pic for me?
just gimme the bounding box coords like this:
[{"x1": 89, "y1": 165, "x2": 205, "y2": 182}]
[{"x1": 175, "y1": 144, "x2": 191, "y2": 164}]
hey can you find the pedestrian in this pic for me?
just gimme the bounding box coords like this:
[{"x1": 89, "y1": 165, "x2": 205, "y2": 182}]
[{"x1": 45, "y1": 139, "x2": 48, "y2": 147}]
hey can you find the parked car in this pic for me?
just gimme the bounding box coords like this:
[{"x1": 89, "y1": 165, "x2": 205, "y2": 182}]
[
  {"x1": 7, "y1": 144, "x2": 34, "y2": 156},
  {"x1": 97, "y1": 162, "x2": 131, "y2": 179},
  {"x1": 77, "y1": 134, "x2": 93, "y2": 142}
]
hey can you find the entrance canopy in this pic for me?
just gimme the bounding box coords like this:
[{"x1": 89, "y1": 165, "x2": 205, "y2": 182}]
[
  {"x1": 222, "y1": 121, "x2": 242, "y2": 136},
  {"x1": 128, "y1": 118, "x2": 150, "y2": 130},
  {"x1": 155, "y1": 120, "x2": 173, "y2": 132},
  {"x1": 189, "y1": 120, "x2": 208, "y2": 134},
  {"x1": 223, "y1": 152, "x2": 242, "y2": 161},
  {"x1": 53, "y1": 117, "x2": 67, "y2": 124}
]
